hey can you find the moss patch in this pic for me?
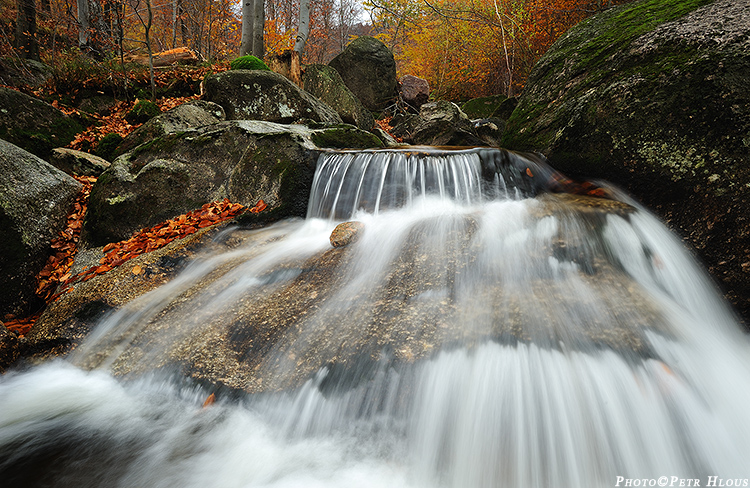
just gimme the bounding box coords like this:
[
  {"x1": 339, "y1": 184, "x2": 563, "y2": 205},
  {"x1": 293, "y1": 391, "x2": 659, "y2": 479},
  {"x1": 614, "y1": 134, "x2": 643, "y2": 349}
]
[{"x1": 461, "y1": 94, "x2": 507, "y2": 119}]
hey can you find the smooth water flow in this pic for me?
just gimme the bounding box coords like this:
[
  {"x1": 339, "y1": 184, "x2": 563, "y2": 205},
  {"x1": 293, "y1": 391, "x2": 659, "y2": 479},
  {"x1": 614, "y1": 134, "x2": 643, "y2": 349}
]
[{"x1": 2, "y1": 148, "x2": 750, "y2": 487}]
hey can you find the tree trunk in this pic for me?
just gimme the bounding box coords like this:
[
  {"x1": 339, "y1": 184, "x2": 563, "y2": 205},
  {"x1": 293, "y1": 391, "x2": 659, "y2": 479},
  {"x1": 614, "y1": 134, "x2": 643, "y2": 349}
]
[
  {"x1": 145, "y1": 0, "x2": 155, "y2": 100},
  {"x1": 76, "y1": 0, "x2": 89, "y2": 49},
  {"x1": 240, "y1": 0, "x2": 253, "y2": 56},
  {"x1": 252, "y1": 0, "x2": 264, "y2": 58},
  {"x1": 15, "y1": 0, "x2": 39, "y2": 60},
  {"x1": 293, "y1": 0, "x2": 310, "y2": 57}
]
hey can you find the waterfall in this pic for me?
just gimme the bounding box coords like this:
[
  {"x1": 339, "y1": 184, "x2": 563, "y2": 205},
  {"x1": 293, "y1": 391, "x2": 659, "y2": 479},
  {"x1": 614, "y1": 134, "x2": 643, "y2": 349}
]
[{"x1": 2, "y1": 148, "x2": 749, "y2": 487}]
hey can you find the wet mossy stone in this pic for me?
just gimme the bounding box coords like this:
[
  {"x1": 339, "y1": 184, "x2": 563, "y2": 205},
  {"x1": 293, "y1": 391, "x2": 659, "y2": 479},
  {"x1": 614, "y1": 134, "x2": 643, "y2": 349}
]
[
  {"x1": 303, "y1": 64, "x2": 374, "y2": 130},
  {"x1": 501, "y1": 0, "x2": 750, "y2": 324},
  {"x1": 203, "y1": 70, "x2": 342, "y2": 125},
  {"x1": 0, "y1": 139, "x2": 82, "y2": 317},
  {"x1": 0, "y1": 87, "x2": 84, "y2": 158},
  {"x1": 126, "y1": 99, "x2": 161, "y2": 124},
  {"x1": 461, "y1": 94, "x2": 507, "y2": 119},
  {"x1": 328, "y1": 36, "x2": 397, "y2": 112},
  {"x1": 230, "y1": 55, "x2": 270, "y2": 71}
]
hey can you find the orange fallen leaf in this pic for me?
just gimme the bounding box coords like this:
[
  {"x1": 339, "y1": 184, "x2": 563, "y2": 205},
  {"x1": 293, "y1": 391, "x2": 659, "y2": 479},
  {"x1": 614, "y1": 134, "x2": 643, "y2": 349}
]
[
  {"x1": 526, "y1": 168, "x2": 534, "y2": 177},
  {"x1": 203, "y1": 393, "x2": 216, "y2": 407},
  {"x1": 132, "y1": 265, "x2": 143, "y2": 275}
]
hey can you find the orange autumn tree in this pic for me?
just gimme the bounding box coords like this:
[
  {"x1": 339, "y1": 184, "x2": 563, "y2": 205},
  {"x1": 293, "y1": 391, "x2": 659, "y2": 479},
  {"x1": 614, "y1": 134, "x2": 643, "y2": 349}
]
[{"x1": 366, "y1": 0, "x2": 633, "y2": 100}]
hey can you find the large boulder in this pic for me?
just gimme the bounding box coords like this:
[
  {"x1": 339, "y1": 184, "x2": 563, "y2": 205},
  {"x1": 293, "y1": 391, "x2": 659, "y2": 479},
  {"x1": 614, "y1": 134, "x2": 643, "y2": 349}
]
[
  {"x1": 303, "y1": 64, "x2": 374, "y2": 130},
  {"x1": 202, "y1": 70, "x2": 342, "y2": 125},
  {"x1": 0, "y1": 87, "x2": 84, "y2": 158},
  {"x1": 0, "y1": 139, "x2": 82, "y2": 317},
  {"x1": 329, "y1": 36, "x2": 398, "y2": 112},
  {"x1": 502, "y1": 0, "x2": 750, "y2": 323},
  {"x1": 114, "y1": 100, "x2": 226, "y2": 157},
  {"x1": 82, "y1": 121, "x2": 382, "y2": 247}
]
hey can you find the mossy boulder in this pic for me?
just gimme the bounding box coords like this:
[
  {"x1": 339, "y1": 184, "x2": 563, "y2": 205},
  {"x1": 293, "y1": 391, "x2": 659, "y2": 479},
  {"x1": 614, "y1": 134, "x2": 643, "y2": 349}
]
[
  {"x1": 0, "y1": 87, "x2": 84, "y2": 158},
  {"x1": 202, "y1": 70, "x2": 342, "y2": 125},
  {"x1": 115, "y1": 100, "x2": 225, "y2": 157},
  {"x1": 328, "y1": 36, "x2": 398, "y2": 111},
  {"x1": 303, "y1": 64, "x2": 374, "y2": 130},
  {"x1": 0, "y1": 139, "x2": 82, "y2": 317},
  {"x1": 461, "y1": 94, "x2": 507, "y2": 119},
  {"x1": 501, "y1": 0, "x2": 750, "y2": 323},
  {"x1": 82, "y1": 121, "x2": 355, "y2": 247}
]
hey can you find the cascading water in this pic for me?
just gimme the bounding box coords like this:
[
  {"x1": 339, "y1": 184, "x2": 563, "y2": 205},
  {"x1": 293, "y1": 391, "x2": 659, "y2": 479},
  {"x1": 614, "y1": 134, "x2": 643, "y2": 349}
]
[{"x1": 2, "y1": 148, "x2": 750, "y2": 488}]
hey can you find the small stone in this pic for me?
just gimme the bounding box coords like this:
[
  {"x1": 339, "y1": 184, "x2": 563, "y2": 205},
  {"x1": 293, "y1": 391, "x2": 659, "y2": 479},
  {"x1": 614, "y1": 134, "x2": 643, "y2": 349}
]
[{"x1": 330, "y1": 221, "x2": 365, "y2": 248}]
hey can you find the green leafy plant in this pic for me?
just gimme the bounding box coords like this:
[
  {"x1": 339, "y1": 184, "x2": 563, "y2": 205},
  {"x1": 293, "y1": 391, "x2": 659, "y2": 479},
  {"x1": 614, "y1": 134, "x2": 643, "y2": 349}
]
[{"x1": 126, "y1": 100, "x2": 160, "y2": 124}]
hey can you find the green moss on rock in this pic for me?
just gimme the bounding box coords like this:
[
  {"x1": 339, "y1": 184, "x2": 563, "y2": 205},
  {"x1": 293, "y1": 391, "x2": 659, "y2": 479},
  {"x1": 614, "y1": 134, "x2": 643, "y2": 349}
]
[
  {"x1": 461, "y1": 95, "x2": 507, "y2": 119},
  {"x1": 230, "y1": 55, "x2": 270, "y2": 71}
]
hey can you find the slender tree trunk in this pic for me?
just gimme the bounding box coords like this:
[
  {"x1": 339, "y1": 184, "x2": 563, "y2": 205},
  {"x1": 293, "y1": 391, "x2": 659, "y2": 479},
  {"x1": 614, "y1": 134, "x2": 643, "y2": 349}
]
[
  {"x1": 252, "y1": 0, "x2": 264, "y2": 58},
  {"x1": 179, "y1": 0, "x2": 188, "y2": 45},
  {"x1": 172, "y1": 0, "x2": 178, "y2": 48},
  {"x1": 76, "y1": 0, "x2": 89, "y2": 49},
  {"x1": 145, "y1": 0, "x2": 155, "y2": 100},
  {"x1": 240, "y1": 0, "x2": 254, "y2": 55},
  {"x1": 15, "y1": 0, "x2": 39, "y2": 60},
  {"x1": 293, "y1": 0, "x2": 310, "y2": 56}
]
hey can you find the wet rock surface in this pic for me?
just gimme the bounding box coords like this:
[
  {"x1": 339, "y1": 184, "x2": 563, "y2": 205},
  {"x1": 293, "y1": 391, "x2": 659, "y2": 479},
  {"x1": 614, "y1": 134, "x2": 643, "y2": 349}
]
[{"x1": 47, "y1": 196, "x2": 664, "y2": 394}]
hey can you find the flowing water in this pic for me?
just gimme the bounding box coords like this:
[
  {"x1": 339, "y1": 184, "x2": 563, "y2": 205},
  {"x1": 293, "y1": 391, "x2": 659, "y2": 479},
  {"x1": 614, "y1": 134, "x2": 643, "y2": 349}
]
[{"x1": 2, "y1": 148, "x2": 750, "y2": 487}]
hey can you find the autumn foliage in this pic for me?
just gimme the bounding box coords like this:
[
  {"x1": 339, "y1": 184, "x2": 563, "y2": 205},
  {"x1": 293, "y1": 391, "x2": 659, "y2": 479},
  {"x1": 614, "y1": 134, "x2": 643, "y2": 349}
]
[{"x1": 367, "y1": 0, "x2": 633, "y2": 100}]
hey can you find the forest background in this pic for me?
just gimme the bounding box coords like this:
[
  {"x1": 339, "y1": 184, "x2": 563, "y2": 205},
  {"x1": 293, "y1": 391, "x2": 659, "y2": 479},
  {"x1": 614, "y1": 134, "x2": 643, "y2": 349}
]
[{"x1": 2, "y1": 0, "x2": 633, "y2": 102}]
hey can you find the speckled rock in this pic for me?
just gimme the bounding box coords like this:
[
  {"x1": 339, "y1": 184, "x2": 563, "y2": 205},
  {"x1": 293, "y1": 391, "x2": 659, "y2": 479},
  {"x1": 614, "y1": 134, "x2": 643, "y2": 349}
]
[
  {"x1": 202, "y1": 70, "x2": 342, "y2": 125},
  {"x1": 502, "y1": 0, "x2": 750, "y2": 324},
  {"x1": 330, "y1": 221, "x2": 364, "y2": 247},
  {"x1": 0, "y1": 139, "x2": 82, "y2": 317}
]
